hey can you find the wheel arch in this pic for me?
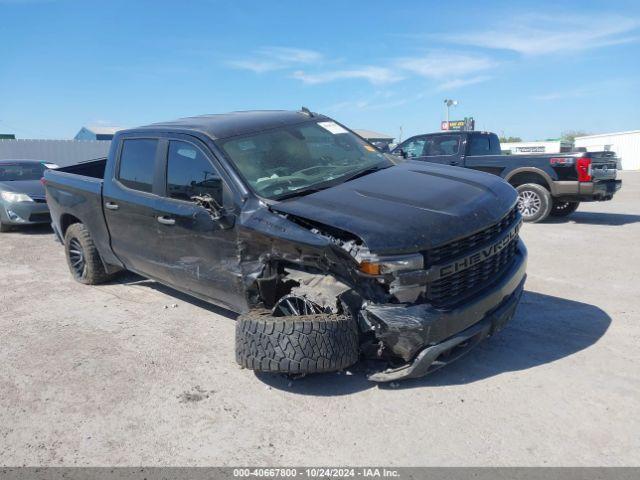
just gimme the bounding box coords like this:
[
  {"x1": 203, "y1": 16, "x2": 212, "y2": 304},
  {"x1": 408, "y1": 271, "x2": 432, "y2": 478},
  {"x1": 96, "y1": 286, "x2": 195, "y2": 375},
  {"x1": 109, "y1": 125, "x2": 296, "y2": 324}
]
[
  {"x1": 505, "y1": 168, "x2": 556, "y2": 195},
  {"x1": 59, "y1": 213, "x2": 83, "y2": 236}
]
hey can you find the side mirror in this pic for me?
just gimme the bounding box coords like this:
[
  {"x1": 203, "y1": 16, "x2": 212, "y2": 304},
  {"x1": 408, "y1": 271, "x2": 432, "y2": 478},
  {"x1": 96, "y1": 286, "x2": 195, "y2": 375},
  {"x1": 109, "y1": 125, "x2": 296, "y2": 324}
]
[
  {"x1": 395, "y1": 148, "x2": 407, "y2": 159},
  {"x1": 191, "y1": 194, "x2": 235, "y2": 229}
]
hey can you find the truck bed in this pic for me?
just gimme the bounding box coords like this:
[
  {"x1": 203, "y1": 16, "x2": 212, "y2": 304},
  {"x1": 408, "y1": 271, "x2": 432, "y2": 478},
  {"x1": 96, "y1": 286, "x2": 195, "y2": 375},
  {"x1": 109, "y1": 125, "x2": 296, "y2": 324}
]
[
  {"x1": 43, "y1": 157, "x2": 117, "y2": 268},
  {"x1": 55, "y1": 157, "x2": 107, "y2": 179}
]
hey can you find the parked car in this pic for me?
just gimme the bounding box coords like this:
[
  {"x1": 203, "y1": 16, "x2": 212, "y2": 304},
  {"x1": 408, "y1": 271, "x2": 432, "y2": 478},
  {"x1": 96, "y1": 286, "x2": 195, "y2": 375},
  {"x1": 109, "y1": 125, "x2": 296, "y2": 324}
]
[
  {"x1": 392, "y1": 131, "x2": 622, "y2": 223},
  {"x1": 44, "y1": 110, "x2": 527, "y2": 382},
  {"x1": 0, "y1": 159, "x2": 57, "y2": 232}
]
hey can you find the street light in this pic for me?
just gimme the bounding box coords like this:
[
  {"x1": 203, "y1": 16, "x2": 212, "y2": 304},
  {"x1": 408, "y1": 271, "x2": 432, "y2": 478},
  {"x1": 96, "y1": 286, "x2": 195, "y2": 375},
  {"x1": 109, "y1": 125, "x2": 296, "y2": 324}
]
[{"x1": 444, "y1": 99, "x2": 458, "y2": 124}]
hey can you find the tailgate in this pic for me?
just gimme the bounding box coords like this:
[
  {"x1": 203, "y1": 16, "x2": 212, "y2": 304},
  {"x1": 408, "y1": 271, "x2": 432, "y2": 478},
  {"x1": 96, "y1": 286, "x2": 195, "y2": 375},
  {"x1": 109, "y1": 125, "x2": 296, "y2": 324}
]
[{"x1": 589, "y1": 152, "x2": 618, "y2": 181}]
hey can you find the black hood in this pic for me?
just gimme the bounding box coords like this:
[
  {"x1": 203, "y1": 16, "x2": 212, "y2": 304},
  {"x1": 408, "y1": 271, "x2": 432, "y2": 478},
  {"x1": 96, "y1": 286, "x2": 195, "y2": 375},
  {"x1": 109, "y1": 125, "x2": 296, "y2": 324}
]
[
  {"x1": 0, "y1": 180, "x2": 46, "y2": 199},
  {"x1": 272, "y1": 161, "x2": 518, "y2": 254}
]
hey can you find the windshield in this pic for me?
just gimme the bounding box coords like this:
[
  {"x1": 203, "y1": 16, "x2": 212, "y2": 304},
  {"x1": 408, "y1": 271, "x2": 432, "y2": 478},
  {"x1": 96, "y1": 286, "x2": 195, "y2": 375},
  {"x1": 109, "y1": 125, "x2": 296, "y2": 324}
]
[
  {"x1": 0, "y1": 162, "x2": 47, "y2": 181},
  {"x1": 218, "y1": 120, "x2": 391, "y2": 200}
]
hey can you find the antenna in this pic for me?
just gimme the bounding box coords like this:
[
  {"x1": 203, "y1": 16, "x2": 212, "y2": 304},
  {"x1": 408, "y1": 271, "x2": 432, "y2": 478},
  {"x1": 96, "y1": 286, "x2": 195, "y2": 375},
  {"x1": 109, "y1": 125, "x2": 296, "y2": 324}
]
[{"x1": 300, "y1": 106, "x2": 314, "y2": 117}]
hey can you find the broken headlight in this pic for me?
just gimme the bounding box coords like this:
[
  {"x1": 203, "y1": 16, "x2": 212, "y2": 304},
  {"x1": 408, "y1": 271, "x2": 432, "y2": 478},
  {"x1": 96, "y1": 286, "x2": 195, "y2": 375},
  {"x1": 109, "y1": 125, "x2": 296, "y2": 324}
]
[{"x1": 359, "y1": 253, "x2": 424, "y2": 276}]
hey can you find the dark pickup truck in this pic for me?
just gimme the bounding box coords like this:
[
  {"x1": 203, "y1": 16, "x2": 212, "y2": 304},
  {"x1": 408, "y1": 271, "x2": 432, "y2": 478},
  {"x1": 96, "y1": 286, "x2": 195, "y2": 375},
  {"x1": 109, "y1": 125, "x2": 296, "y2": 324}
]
[
  {"x1": 44, "y1": 110, "x2": 527, "y2": 382},
  {"x1": 392, "y1": 131, "x2": 621, "y2": 222}
]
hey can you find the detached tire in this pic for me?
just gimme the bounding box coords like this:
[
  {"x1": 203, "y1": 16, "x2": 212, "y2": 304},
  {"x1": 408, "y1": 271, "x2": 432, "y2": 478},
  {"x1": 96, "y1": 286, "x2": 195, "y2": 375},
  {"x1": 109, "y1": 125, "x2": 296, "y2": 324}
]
[
  {"x1": 516, "y1": 183, "x2": 552, "y2": 223},
  {"x1": 64, "y1": 223, "x2": 112, "y2": 285},
  {"x1": 550, "y1": 200, "x2": 580, "y2": 217},
  {"x1": 236, "y1": 310, "x2": 359, "y2": 374}
]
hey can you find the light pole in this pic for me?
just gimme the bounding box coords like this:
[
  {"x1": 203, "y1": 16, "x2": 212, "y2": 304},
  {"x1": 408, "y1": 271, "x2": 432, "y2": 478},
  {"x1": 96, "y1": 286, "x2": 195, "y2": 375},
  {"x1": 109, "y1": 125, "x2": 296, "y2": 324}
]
[{"x1": 443, "y1": 99, "x2": 458, "y2": 125}]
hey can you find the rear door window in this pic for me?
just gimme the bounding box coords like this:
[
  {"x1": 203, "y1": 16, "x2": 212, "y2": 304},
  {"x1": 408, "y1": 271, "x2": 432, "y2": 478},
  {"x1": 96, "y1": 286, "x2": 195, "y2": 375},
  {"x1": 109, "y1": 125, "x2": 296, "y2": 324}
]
[
  {"x1": 468, "y1": 135, "x2": 492, "y2": 156},
  {"x1": 117, "y1": 139, "x2": 158, "y2": 193}
]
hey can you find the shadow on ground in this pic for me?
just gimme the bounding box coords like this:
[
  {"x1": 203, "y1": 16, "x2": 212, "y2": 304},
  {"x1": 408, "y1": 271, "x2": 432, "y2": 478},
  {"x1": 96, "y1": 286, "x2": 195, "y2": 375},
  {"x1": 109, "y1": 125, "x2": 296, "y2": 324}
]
[
  {"x1": 546, "y1": 211, "x2": 640, "y2": 226},
  {"x1": 256, "y1": 290, "x2": 611, "y2": 395},
  {"x1": 110, "y1": 271, "x2": 237, "y2": 319},
  {"x1": 3, "y1": 224, "x2": 52, "y2": 235}
]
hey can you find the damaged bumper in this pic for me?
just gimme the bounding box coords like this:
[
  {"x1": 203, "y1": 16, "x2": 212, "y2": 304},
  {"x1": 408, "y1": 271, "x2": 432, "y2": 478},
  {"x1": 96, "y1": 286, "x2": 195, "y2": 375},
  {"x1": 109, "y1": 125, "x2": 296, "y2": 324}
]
[{"x1": 365, "y1": 240, "x2": 527, "y2": 382}]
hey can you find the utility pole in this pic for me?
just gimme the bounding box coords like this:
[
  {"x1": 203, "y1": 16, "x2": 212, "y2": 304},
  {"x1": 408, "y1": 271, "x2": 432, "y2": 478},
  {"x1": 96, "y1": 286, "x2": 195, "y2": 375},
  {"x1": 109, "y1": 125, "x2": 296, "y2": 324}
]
[{"x1": 443, "y1": 99, "x2": 458, "y2": 125}]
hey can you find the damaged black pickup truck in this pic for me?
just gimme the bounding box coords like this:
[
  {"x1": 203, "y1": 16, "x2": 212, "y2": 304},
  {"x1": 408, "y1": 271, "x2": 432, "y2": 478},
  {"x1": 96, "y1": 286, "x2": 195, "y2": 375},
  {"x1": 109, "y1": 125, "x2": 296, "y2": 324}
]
[{"x1": 44, "y1": 110, "x2": 527, "y2": 382}]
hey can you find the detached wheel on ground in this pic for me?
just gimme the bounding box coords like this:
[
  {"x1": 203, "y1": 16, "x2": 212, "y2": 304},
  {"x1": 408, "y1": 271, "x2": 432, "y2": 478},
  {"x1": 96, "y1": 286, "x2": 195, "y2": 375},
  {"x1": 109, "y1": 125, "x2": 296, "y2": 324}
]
[
  {"x1": 64, "y1": 223, "x2": 113, "y2": 285},
  {"x1": 550, "y1": 200, "x2": 580, "y2": 217},
  {"x1": 236, "y1": 308, "x2": 359, "y2": 375},
  {"x1": 516, "y1": 183, "x2": 552, "y2": 223}
]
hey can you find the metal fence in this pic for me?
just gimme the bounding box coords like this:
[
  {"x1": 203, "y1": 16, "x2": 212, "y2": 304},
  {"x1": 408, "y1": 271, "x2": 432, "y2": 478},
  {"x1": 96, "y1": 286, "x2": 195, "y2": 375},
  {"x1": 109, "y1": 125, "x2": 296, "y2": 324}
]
[{"x1": 0, "y1": 139, "x2": 111, "y2": 167}]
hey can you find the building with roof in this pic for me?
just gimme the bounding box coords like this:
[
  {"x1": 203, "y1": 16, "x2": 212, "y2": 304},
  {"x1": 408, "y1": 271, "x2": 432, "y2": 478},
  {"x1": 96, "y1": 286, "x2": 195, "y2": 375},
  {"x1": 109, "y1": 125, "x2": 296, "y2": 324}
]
[
  {"x1": 0, "y1": 139, "x2": 111, "y2": 167},
  {"x1": 75, "y1": 125, "x2": 124, "y2": 141},
  {"x1": 500, "y1": 140, "x2": 573, "y2": 155},
  {"x1": 353, "y1": 129, "x2": 394, "y2": 144}
]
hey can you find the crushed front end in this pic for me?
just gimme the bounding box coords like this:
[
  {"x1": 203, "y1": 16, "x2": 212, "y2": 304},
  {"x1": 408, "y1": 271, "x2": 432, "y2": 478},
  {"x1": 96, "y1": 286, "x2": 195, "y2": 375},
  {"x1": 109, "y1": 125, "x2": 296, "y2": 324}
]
[
  {"x1": 244, "y1": 198, "x2": 527, "y2": 382},
  {"x1": 356, "y1": 206, "x2": 527, "y2": 381}
]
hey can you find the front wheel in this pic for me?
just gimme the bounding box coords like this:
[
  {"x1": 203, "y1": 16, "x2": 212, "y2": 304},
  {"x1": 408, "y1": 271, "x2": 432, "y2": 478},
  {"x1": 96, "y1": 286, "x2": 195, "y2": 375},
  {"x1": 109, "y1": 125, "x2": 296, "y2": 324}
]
[
  {"x1": 550, "y1": 200, "x2": 580, "y2": 217},
  {"x1": 235, "y1": 309, "x2": 359, "y2": 375},
  {"x1": 516, "y1": 183, "x2": 552, "y2": 223}
]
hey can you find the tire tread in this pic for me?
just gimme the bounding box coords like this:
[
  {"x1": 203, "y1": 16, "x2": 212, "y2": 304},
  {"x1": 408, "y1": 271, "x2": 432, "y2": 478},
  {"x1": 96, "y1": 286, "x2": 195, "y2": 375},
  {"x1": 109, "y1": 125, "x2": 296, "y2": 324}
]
[{"x1": 235, "y1": 310, "x2": 359, "y2": 374}]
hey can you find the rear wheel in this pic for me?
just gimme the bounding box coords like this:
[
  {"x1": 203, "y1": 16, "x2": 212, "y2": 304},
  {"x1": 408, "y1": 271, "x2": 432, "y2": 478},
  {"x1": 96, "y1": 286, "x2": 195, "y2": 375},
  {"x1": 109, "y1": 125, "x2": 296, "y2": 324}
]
[
  {"x1": 550, "y1": 200, "x2": 580, "y2": 217},
  {"x1": 64, "y1": 223, "x2": 113, "y2": 284},
  {"x1": 516, "y1": 183, "x2": 552, "y2": 223}
]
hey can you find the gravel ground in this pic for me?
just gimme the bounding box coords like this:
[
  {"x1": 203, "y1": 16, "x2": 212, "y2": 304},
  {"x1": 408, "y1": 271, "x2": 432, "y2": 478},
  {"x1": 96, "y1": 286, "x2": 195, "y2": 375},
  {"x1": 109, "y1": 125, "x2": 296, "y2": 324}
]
[{"x1": 1, "y1": 172, "x2": 639, "y2": 466}]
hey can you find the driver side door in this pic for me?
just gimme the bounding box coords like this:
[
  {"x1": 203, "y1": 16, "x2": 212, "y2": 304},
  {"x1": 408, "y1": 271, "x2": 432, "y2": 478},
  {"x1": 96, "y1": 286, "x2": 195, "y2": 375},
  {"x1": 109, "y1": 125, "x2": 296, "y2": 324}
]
[{"x1": 153, "y1": 137, "x2": 244, "y2": 311}]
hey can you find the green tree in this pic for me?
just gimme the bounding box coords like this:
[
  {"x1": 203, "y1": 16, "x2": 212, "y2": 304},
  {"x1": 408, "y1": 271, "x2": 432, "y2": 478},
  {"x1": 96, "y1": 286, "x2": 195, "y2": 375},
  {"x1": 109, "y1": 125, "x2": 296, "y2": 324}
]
[
  {"x1": 561, "y1": 130, "x2": 591, "y2": 143},
  {"x1": 499, "y1": 136, "x2": 522, "y2": 143}
]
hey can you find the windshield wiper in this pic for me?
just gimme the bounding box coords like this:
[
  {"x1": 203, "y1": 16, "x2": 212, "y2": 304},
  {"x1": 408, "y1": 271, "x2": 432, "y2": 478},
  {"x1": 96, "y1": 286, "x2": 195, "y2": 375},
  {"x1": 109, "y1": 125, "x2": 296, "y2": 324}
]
[
  {"x1": 274, "y1": 184, "x2": 333, "y2": 201},
  {"x1": 273, "y1": 164, "x2": 391, "y2": 201},
  {"x1": 340, "y1": 163, "x2": 391, "y2": 183}
]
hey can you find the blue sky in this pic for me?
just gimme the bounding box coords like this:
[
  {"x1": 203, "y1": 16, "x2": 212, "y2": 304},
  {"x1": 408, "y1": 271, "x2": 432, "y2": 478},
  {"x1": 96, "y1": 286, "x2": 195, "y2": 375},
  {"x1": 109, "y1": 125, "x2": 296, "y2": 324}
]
[{"x1": 1, "y1": 0, "x2": 638, "y2": 141}]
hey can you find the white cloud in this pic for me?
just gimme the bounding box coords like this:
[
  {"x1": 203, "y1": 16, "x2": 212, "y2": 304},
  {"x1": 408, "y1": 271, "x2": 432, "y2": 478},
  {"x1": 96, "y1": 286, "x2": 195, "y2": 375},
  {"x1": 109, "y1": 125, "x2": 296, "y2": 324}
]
[
  {"x1": 292, "y1": 67, "x2": 403, "y2": 85},
  {"x1": 532, "y1": 78, "x2": 636, "y2": 101},
  {"x1": 258, "y1": 47, "x2": 322, "y2": 64},
  {"x1": 439, "y1": 14, "x2": 640, "y2": 55},
  {"x1": 436, "y1": 75, "x2": 491, "y2": 91},
  {"x1": 228, "y1": 46, "x2": 323, "y2": 73},
  {"x1": 395, "y1": 51, "x2": 496, "y2": 79}
]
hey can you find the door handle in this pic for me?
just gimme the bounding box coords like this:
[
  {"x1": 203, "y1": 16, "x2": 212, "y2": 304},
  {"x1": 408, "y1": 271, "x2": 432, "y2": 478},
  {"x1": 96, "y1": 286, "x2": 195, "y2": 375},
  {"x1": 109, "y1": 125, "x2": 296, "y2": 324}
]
[
  {"x1": 105, "y1": 201, "x2": 119, "y2": 210},
  {"x1": 157, "y1": 216, "x2": 176, "y2": 226}
]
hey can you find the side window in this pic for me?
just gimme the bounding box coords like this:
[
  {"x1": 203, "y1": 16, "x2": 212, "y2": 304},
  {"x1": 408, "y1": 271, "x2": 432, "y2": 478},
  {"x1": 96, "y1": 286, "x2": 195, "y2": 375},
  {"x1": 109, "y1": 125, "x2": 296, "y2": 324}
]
[
  {"x1": 425, "y1": 135, "x2": 460, "y2": 156},
  {"x1": 118, "y1": 139, "x2": 158, "y2": 193},
  {"x1": 468, "y1": 135, "x2": 491, "y2": 156},
  {"x1": 166, "y1": 140, "x2": 223, "y2": 205},
  {"x1": 400, "y1": 137, "x2": 427, "y2": 158},
  {"x1": 488, "y1": 134, "x2": 503, "y2": 155}
]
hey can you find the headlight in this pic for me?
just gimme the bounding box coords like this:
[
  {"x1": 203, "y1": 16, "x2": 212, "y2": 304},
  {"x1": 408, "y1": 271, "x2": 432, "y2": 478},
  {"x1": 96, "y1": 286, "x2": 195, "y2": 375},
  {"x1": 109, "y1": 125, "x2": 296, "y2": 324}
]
[
  {"x1": 1, "y1": 191, "x2": 33, "y2": 203},
  {"x1": 359, "y1": 253, "x2": 424, "y2": 275}
]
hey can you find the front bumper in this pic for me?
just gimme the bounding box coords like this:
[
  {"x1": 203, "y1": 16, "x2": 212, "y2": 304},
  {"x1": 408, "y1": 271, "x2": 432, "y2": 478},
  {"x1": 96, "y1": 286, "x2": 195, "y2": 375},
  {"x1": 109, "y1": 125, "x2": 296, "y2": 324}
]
[
  {"x1": 0, "y1": 200, "x2": 51, "y2": 225},
  {"x1": 365, "y1": 240, "x2": 527, "y2": 382}
]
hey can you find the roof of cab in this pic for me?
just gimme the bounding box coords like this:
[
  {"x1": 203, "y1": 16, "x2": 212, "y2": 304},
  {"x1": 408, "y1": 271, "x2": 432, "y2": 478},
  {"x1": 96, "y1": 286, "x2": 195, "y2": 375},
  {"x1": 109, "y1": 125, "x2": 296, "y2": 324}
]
[{"x1": 130, "y1": 110, "x2": 328, "y2": 140}]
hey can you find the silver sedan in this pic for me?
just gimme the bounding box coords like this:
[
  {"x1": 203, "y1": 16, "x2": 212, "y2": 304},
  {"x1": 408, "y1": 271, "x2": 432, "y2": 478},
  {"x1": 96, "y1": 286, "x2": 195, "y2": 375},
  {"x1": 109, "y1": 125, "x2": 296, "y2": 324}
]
[{"x1": 0, "y1": 159, "x2": 57, "y2": 232}]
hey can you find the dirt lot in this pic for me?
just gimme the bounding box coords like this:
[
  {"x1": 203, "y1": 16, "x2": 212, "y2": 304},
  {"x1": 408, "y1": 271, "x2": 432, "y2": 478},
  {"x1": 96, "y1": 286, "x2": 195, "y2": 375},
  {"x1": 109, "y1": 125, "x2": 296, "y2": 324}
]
[{"x1": 1, "y1": 172, "x2": 639, "y2": 466}]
